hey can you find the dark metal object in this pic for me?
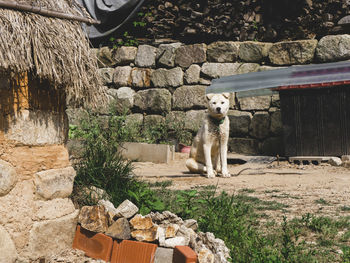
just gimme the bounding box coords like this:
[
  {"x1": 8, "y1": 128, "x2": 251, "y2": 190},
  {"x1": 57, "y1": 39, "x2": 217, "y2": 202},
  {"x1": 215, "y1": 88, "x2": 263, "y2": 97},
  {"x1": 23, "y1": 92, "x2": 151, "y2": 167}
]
[{"x1": 280, "y1": 86, "x2": 350, "y2": 156}]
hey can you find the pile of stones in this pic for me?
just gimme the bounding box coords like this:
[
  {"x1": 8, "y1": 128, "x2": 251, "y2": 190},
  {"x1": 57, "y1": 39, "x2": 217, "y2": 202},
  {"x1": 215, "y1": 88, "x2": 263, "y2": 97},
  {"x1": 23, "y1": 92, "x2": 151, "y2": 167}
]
[{"x1": 78, "y1": 199, "x2": 230, "y2": 263}]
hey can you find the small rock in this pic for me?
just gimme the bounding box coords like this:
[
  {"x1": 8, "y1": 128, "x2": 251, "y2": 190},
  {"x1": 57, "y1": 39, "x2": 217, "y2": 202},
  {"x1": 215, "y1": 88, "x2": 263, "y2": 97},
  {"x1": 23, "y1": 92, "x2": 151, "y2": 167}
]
[
  {"x1": 156, "y1": 226, "x2": 166, "y2": 246},
  {"x1": 81, "y1": 186, "x2": 109, "y2": 203},
  {"x1": 105, "y1": 217, "x2": 131, "y2": 240},
  {"x1": 98, "y1": 199, "x2": 118, "y2": 219},
  {"x1": 329, "y1": 157, "x2": 342, "y2": 166},
  {"x1": 165, "y1": 224, "x2": 180, "y2": 238},
  {"x1": 164, "y1": 236, "x2": 187, "y2": 248},
  {"x1": 130, "y1": 214, "x2": 154, "y2": 230},
  {"x1": 114, "y1": 199, "x2": 139, "y2": 219},
  {"x1": 78, "y1": 205, "x2": 109, "y2": 233},
  {"x1": 343, "y1": 161, "x2": 350, "y2": 168},
  {"x1": 135, "y1": 45, "x2": 157, "y2": 67},
  {"x1": 183, "y1": 219, "x2": 198, "y2": 231},
  {"x1": 341, "y1": 155, "x2": 350, "y2": 162},
  {"x1": 198, "y1": 248, "x2": 215, "y2": 263},
  {"x1": 131, "y1": 226, "x2": 158, "y2": 242}
]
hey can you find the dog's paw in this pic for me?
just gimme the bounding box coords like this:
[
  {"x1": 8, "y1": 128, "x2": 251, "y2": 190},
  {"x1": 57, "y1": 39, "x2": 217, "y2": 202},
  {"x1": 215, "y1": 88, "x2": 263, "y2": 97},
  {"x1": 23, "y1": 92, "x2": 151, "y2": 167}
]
[
  {"x1": 221, "y1": 172, "x2": 231, "y2": 178},
  {"x1": 206, "y1": 170, "x2": 216, "y2": 178}
]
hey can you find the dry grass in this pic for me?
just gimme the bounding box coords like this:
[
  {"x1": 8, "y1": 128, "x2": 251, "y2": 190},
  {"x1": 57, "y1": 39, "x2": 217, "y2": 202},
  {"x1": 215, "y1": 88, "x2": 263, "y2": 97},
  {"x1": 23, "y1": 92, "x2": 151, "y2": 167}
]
[{"x1": 0, "y1": 0, "x2": 104, "y2": 107}]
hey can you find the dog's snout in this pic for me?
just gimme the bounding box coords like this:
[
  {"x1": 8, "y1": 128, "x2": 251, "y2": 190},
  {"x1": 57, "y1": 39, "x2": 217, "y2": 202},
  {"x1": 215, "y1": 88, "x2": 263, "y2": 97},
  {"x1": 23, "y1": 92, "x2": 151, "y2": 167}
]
[{"x1": 216, "y1": 107, "x2": 221, "y2": 112}]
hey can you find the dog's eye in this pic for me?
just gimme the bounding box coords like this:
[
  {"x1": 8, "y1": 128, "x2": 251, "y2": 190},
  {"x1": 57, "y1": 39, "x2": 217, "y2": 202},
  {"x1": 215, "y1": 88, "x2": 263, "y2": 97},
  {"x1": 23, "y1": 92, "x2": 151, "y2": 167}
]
[
  {"x1": 221, "y1": 101, "x2": 224, "y2": 104},
  {"x1": 213, "y1": 102, "x2": 216, "y2": 104}
]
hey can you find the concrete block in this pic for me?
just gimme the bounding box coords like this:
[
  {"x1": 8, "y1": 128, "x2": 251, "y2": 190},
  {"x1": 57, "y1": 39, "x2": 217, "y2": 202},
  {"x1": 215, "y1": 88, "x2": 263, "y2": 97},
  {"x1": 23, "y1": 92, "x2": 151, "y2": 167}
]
[
  {"x1": 155, "y1": 247, "x2": 174, "y2": 263},
  {"x1": 121, "y1": 142, "x2": 175, "y2": 163}
]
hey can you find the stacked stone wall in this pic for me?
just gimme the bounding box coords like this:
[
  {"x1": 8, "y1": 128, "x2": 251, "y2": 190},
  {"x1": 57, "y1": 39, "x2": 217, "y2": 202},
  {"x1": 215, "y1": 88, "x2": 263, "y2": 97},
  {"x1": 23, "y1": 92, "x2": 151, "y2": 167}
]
[
  {"x1": 0, "y1": 73, "x2": 78, "y2": 262},
  {"x1": 68, "y1": 34, "x2": 350, "y2": 156}
]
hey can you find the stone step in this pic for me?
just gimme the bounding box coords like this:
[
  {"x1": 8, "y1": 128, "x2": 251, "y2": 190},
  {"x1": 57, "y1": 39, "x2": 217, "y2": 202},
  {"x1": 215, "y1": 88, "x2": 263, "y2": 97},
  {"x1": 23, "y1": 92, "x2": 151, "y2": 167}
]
[{"x1": 289, "y1": 156, "x2": 333, "y2": 165}]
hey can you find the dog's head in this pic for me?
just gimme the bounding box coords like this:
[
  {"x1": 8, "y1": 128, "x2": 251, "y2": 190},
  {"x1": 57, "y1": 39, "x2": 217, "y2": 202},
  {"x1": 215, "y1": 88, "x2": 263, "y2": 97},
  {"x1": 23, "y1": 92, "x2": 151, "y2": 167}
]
[{"x1": 206, "y1": 93, "x2": 230, "y2": 119}]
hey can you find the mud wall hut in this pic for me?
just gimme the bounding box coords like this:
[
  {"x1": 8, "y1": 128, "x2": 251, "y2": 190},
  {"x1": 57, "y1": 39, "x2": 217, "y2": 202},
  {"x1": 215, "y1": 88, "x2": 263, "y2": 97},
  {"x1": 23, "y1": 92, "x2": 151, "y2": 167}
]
[{"x1": 0, "y1": 1, "x2": 103, "y2": 261}]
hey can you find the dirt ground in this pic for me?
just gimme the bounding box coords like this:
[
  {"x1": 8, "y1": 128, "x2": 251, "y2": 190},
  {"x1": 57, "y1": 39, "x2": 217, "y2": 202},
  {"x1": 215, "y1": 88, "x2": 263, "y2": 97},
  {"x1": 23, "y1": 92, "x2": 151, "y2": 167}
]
[{"x1": 134, "y1": 153, "x2": 350, "y2": 220}]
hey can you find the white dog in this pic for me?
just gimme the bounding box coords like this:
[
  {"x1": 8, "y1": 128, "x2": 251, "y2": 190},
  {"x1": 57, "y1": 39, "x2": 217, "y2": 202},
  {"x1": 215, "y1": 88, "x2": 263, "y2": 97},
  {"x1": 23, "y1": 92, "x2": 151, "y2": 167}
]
[{"x1": 186, "y1": 93, "x2": 231, "y2": 178}]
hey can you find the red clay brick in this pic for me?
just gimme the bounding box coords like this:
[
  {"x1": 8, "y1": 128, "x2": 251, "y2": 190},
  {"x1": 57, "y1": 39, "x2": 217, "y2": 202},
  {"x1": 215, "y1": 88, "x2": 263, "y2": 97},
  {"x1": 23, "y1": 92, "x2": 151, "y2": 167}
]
[
  {"x1": 72, "y1": 225, "x2": 113, "y2": 262},
  {"x1": 173, "y1": 246, "x2": 198, "y2": 263},
  {"x1": 111, "y1": 240, "x2": 158, "y2": 263}
]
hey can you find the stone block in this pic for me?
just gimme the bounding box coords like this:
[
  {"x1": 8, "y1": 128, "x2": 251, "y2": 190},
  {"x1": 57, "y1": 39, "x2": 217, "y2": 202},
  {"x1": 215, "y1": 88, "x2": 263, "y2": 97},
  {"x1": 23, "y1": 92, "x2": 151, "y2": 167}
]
[
  {"x1": 113, "y1": 87, "x2": 135, "y2": 113},
  {"x1": 238, "y1": 96, "x2": 271, "y2": 111},
  {"x1": 134, "y1": 88, "x2": 172, "y2": 113},
  {"x1": 239, "y1": 41, "x2": 272, "y2": 62},
  {"x1": 0, "y1": 159, "x2": 17, "y2": 197},
  {"x1": 98, "y1": 68, "x2": 114, "y2": 86},
  {"x1": 261, "y1": 137, "x2": 284, "y2": 156},
  {"x1": 269, "y1": 39, "x2": 318, "y2": 65},
  {"x1": 34, "y1": 166, "x2": 76, "y2": 200},
  {"x1": 33, "y1": 198, "x2": 76, "y2": 221},
  {"x1": 164, "y1": 236, "x2": 187, "y2": 248},
  {"x1": 207, "y1": 41, "x2": 240, "y2": 62},
  {"x1": 157, "y1": 43, "x2": 182, "y2": 68},
  {"x1": 114, "y1": 46, "x2": 137, "y2": 65},
  {"x1": 135, "y1": 45, "x2": 157, "y2": 67},
  {"x1": 131, "y1": 68, "x2": 153, "y2": 88},
  {"x1": 184, "y1": 110, "x2": 206, "y2": 132},
  {"x1": 1, "y1": 109, "x2": 67, "y2": 145},
  {"x1": 250, "y1": 112, "x2": 270, "y2": 139},
  {"x1": 316, "y1": 34, "x2": 350, "y2": 62},
  {"x1": 228, "y1": 138, "x2": 259, "y2": 155},
  {"x1": 144, "y1": 114, "x2": 165, "y2": 126},
  {"x1": 78, "y1": 205, "x2": 109, "y2": 233},
  {"x1": 173, "y1": 85, "x2": 207, "y2": 110},
  {"x1": 201, "y1": 63, "x2": 241, "y2": 78},
  {"x1": 270, "y1": 109, "x2": 283, "y2": 135},
  {"x1": 236, "y1": 63, "x2": 260, "y2": 74},
  {"x1": 175, "y1": 44, "x2": 207, "y2": 68},
  {"x1": 113, "y1": 66, "x2": 132, "y2": 87},
  {"x1": 151, "y1": 67, "x2": 184, "y2": 88},
  {"x1": 154, "y1": 247, "x2": 174, "y2": 263},
  {"x1": 184, "y1": 64, "x2": 201, "y2": 84},
  {"x1": 228, "y1": 110, "x2": 252, "y2": 136},
  {"x1": 114, "y1": 199, "x2": 139, "y2": 219},
  {"x1": 28, "y1": 210, "x2": 79, "y2": 259},
  {"x1": 120, "y1": 142, "x2": 175, "y2": 163},
  {"x1": 106, "y1": 217, "x2": 131, "y2": 240},
  {"x1": 0, "y1": 226, "x2": 18, "y2": 263}
]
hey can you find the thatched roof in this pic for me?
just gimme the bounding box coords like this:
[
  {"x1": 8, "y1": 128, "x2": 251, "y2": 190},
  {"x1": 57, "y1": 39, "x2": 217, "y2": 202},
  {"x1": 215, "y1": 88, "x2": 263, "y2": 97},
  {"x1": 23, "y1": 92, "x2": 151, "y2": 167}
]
[{"x1": 0, "y1": 0, "x2": 103, "y2": 107}]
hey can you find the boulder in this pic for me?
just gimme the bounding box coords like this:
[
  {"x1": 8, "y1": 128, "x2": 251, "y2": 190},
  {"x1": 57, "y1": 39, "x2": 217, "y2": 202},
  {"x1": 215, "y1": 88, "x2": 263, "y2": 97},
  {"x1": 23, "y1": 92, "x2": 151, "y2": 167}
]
[
  {"x1": 269, "y1": 40, "x2": 318, "y2": 65},
  {"x1": 113, "y1": 66, "x2": 132, "y2": 87},
  {"x1": 134, "y1": 88, "x2": 172, "y2": 113},
  {"x1": 250, "y1": 112, "x2": 270, "y2": 139},
  {"x1": 228, "y1": 110, "x2": 252, "y2": 136},
  {"x1": 135, "y1": 45, "x2": 157, "y2": 67},
  {"x1": 106, "y1": 217, "x2": 131, "y2": 240},
  {"x1": 114, "y1": 199, "x2": 139, "y2": 219},
  {"x1": 131, "y1": 68, "x2": 153, "y2": 88},
  {"x1": 0, "y1": 159, "x2": 17, "y2": 197},
  {"x1": 207, "y1": 41, "x2": 240, "y2": 62},
  {"x1": 173, "y1": 85, "x2": 207, "y2": 110},
  {"x1": 239, "y1": 41, "x2": 272, "y2": 62},
  {"x1": 184, "y1": 64, "x2": 201, "y2": 84},
  {"x1": 157, "y1": 43, "x2": 182, "y2": 68},
  {"x1": 316, "y1": 34, "x2": 350, "y2": 62},
  {"x1": 175, "y1": 44, "x2": 207, "y2": 68},
  {"x1": 34, "y1": 166, "x2": 76, "y2": 200},
  {"x1": 238, "y1": 96, "x2": 271, "y2": 111},
  {"x1": 78, "y1": 205, "x2": 109, "y2": 233},
  {"x1": 151, "y1": 67, "x2": 184, "y2": 88},
  {"x1": 201, "y1": 63, "x2": 241, "y2": 78},
  {"x1": 228, "y1": 138, "x2": 259, "y2": 155},
  {"x1": 114, "y1": 46, "x2": 137, "y2": 65}
]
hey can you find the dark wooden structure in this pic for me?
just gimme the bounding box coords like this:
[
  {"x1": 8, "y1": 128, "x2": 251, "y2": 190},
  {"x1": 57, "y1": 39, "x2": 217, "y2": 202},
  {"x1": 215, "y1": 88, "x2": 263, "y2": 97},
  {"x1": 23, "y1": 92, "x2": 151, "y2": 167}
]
[{"x1": 280, "y1": 85, "x2": 350, "y2": 156}]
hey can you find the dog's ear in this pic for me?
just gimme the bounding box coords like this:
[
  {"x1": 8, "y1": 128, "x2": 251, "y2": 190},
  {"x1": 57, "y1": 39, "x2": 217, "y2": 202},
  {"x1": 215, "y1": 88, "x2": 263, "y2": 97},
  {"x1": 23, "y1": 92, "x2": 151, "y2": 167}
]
[
  {"x1": 206, "y1": 93, "x2": 214, "y2": 101},
  {"x1": 222, "y1": 93, "x2": 230, "y2": 99}
]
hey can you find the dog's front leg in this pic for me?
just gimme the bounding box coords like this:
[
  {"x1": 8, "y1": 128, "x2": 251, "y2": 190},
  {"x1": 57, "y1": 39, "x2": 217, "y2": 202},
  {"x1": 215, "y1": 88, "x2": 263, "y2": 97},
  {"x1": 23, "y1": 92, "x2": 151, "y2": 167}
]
[
  {"x1": 220, "y1": 138, "x2": 230, "y2": 177},
  {"x1": 203, "y1": 143, "x2": 215, "y2": 178}
]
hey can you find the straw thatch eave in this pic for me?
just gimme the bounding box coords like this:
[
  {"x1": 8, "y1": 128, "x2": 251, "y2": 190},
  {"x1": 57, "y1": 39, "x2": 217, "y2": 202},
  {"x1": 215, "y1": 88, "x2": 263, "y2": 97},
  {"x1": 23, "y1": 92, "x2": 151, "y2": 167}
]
[{"x1": 0, "y1": 0, "x2": 103, "y2": 107}]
